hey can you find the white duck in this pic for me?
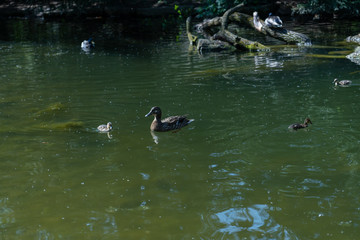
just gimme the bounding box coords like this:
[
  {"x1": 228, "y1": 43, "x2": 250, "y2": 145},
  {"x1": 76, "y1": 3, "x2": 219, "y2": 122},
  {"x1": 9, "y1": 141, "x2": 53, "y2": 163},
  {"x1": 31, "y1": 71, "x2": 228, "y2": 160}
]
[
  {"x1": 333, "y1": 78, "x2": 352, "y2": 86},
  {"x1": 253, "y1": 12, "x2": 263, "y2": 31},
  {"x1": 97, "y1": 122, "x2": 112, "y2": 132},
  {"x1": 264, "y1": 13, "x2": 283, "y2": 28},
  {"x1": 81, "y1": 38, "x2": 95, "y2": 51}
]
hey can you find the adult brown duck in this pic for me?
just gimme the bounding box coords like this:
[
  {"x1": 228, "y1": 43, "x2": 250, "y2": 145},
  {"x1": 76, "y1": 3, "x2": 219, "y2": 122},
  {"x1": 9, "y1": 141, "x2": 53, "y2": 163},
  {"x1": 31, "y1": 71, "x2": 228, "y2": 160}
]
[
  {"x1": 145, "y1": 106, "x2": 194, "y2": 132},
  {"x1": 288, "y1": 118, "x2": 312, "y2": 130}
]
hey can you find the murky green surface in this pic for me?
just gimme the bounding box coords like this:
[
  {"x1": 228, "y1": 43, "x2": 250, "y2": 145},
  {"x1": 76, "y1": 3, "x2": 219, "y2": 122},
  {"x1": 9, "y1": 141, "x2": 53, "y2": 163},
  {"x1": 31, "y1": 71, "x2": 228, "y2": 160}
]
[{"x1": 0, "y1": 18, "x2": 360, "y2": 239}]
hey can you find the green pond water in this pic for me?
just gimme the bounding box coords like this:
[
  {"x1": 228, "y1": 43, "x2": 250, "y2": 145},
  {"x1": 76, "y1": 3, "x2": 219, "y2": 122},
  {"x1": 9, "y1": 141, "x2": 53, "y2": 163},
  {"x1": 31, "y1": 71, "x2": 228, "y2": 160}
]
[{"x1": 0, "y1": 18, "x2": 360, "y2": 239}]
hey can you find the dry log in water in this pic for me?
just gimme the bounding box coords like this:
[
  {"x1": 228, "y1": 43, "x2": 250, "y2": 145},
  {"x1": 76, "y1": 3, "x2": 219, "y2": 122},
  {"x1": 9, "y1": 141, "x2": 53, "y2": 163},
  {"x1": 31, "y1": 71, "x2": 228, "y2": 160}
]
[
  {"x1": 186, "y1": 16, "x2": 235, "y2": 52},
  {"x1": 187, "y1": 4, "x2": 269, "y2": 52},
  {"x1": 195, "y1": 4, "x2": 311, "y2": 49},
  {"x1": 228, "y1": 12, "x2": 311, "y2": 45}
]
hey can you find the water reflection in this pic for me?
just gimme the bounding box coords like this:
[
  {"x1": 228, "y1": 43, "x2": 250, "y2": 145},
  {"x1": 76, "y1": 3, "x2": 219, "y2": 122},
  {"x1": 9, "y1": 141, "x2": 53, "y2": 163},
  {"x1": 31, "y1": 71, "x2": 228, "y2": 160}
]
[
  {"x1": 96, "y1": 132, "x2": 113, "y2": 139},
  {"x1": 150, "y1": 131, "x2": 159, "y2": 144},
  {"x1": 85, "y1": 211, "x2": 118, "y2": 235},
  {"x1": 0, "y1": 198, "x2": 15, "y2": 228},
  {"x1": 254, "y1": 54, "x2": 284, "y2": 69},
  {"x1": 208, "y1": 205, "x2": 299, "y2": 239}
]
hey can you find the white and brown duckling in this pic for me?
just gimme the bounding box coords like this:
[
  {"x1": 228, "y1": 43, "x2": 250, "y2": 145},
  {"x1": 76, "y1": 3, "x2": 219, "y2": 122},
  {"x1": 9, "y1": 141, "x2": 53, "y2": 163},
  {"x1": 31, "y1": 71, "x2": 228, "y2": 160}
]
[
  {"x1": 288, "y1": 118, "x2": 312, "y2": 130},
  {"x1": 253, "y1": 11, "x2": 263, "y2": 31},
  {"x1": 333, "y1": 78, "x2": 352, "y2": 86},
  {"x1": 145, "y1": 106, "x2": 194, "y2": 132},
  {"x1": 264, "y1": 13, "x2": 283, "y2": 28},
  {"x1": 97, "y1": 122, "x2": 112, "y2": 132}
]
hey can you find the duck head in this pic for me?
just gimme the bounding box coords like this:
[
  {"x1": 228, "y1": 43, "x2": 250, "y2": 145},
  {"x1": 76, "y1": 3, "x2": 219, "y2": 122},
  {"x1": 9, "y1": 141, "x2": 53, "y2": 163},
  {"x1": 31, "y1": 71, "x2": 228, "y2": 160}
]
[
  {"x1": 107, "y1": 122, "x2": 113, "y2": 130},
  {"x1": 88, "y1": 37, "x2": 95, "y2": 47},
  {"x1": 333, "y1": 78, "x2": 339, "y2": 84},
  {"x1": 145, "y1": 106, "x2": 162, "y2": 118},
  {"x1": 304, "y1": 118, "x2": 312, "y2": 125}
]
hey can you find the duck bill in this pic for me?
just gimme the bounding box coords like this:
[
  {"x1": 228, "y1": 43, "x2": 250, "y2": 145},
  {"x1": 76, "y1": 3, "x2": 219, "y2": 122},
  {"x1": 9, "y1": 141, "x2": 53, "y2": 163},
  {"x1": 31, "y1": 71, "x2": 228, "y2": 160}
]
[{"x1": 145, "y1": 111, "x2": 152, "y2": 117}]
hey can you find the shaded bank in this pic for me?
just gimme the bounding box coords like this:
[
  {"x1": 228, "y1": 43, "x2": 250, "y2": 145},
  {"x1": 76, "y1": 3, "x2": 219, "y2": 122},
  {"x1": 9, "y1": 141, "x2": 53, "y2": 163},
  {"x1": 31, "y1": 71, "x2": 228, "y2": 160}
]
[
  {"x1": 2, "y1": 0, "x2": 360, "y2": 21},
  {"x1": 0, "y1": 0, "x2": 200, "y2": 19}
]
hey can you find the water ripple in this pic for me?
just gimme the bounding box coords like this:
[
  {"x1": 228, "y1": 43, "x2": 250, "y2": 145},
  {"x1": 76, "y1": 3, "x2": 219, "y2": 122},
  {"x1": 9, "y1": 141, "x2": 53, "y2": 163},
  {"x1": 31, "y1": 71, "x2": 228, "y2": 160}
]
[{"x1": 201, "y1": 205, "x2": 299, "y2": 239}]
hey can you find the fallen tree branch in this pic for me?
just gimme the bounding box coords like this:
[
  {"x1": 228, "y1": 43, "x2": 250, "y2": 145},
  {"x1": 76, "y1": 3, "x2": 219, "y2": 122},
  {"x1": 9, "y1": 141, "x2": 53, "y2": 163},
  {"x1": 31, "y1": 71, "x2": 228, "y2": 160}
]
[
  {"x1": 218, "y1": 4, "x2": 268, "y2": 50},
  {"x1": 196, "y1": 8, "x2": 311, "y2": 47},
  {"x1": 193, "y1": 4, "x2": 269, "y2": 52},
  {"x1": 186, "y1": 16, "x2": 235, "y2": 52},
  {"x1": 221, "y1": 3, "x2": 245, "y2": 31},
  {"x1": 213, "y1": 29, "x2": 268, "y2": 51},
  {"x1": 188, "y1": 4, "x2": 311, "y2": 53},
  {"x1": 186, "y1": 17, "x2": 198, "y2": 46}
]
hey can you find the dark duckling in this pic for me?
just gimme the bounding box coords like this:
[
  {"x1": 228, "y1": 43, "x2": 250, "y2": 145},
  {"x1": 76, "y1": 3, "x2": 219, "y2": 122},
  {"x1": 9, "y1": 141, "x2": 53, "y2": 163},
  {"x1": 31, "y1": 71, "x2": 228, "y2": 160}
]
[
  {"x1": 264, "y1": 13, "x2": 283, "y2": 28},
  {"x1": 288, "y1": 118, "x2": 312, "y2": 130},
  {"x1": 145, "y1": 106, "x2": 194, "y2": 132},
  {"x1": 333, "y1": 78, "x2": 352, "y2": 86},
  {"x1": 97, "y1": 122, "x2": 112, "y2": 132}
]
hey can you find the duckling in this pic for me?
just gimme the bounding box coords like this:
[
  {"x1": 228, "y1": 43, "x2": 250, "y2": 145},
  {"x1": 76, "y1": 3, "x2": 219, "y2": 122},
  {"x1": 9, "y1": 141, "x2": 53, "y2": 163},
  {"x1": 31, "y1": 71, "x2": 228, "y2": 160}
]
[
  {"x1": 97, "y1": 122, "x2": 112, "y2": 132},
  {"x1": 288, "y1": 118, "x2": 312, "y2": 130},
  {"x1": 253, "y1": 11, "x2": 263, "y2": 31},
  {"x1": 264, "y1": 13, "x2": 283, "y2": 28},
  {"x1": 333, "y1": 78, "x2": 352, "y2": 86},
  {"x1": 81, "y1": 38, "x2": 95, "y2": 50},
  {"x1": 145, "y1": 106, "x2": 194, "y2": 132}
]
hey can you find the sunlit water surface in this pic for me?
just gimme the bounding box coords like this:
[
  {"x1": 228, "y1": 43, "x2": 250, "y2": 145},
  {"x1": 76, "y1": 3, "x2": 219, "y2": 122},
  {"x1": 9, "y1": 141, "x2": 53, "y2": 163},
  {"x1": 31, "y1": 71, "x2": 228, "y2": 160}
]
[{"x1": 0, "y1": 19, "x2": 360, "y2": 239}]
